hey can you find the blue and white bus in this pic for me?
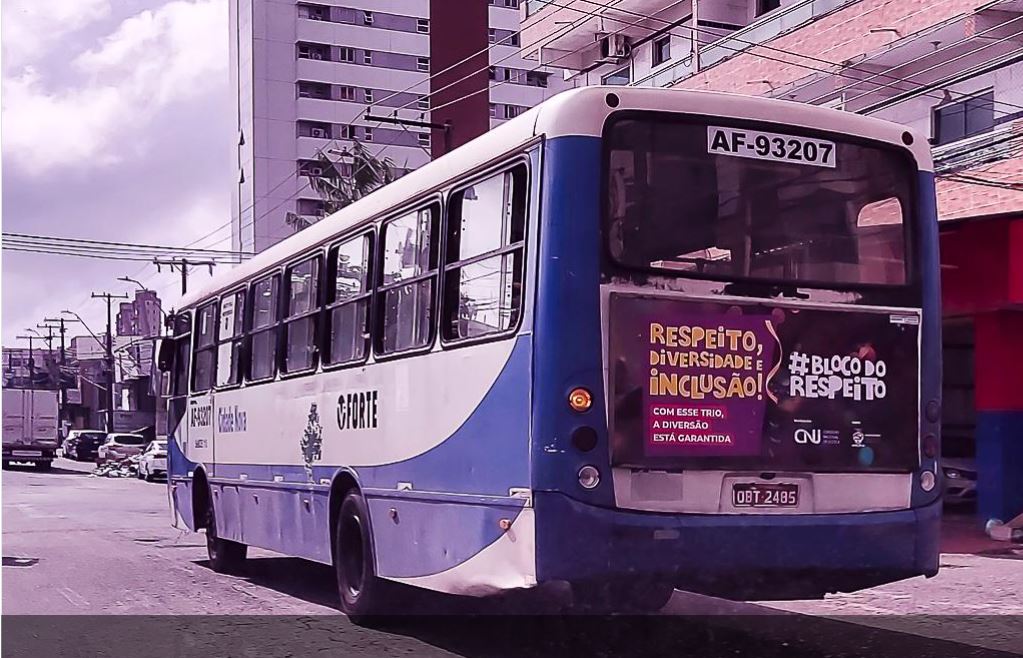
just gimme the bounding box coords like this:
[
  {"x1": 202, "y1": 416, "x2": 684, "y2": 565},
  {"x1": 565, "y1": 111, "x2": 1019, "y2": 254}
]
[{"x1": 159, "y1": 87, "x2": 941, "y2": 617}]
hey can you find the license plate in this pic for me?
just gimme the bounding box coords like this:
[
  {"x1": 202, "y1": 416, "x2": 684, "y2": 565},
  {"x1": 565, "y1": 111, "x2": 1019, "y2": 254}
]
[
  {"x1": 12, "y1": 450, "x2": 42, "y2": 457},
  {"x1": 732, "y1": 483, "x2": 799, "y2": 508},
  {"x1": 708, "y1": 126, "x2": 836, "y2": 168}
]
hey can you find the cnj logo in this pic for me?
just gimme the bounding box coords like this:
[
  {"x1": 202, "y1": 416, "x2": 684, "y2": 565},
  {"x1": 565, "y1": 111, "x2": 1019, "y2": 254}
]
[
  {"x1": 794, "y1": 427, "x2": 822, "y2": 445},
  {"x1": 189, "y1": 402, "x2": 212, "y2": 428}
]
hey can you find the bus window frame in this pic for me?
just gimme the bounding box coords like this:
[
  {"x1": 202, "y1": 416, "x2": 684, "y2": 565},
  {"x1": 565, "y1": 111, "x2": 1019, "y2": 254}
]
[
  {"x1": 246, "y1": 269, "x2": 283, "y2": 384},
  {"x1": 374, "y1": 197, "x2": 443, "y2": 360},
  {"x1": 323, "y1": 228, "x2": 376, "y2": 370},
  {"x1": 600, "y1": 110, "x2": 920, "y2": 292},
  {"x1": 440, "y1": 157, "x2": 531, "y2": 349},
  {"x1": 214, "y1": 285, "x2": 248, "y2": 391},
  {"x1": 281, "y1": 251, "x2": 325, "y2": 377},
  {"x1": 190, "y1": 300, "x2": 219, "y2": 394},
  {"x1": 166, "y1": 310, "x2": 192, "y2": 400}
]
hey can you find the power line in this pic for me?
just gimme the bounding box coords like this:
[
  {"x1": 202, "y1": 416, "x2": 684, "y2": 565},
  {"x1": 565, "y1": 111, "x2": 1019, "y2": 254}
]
[{"x1": 2, "y1": 232, "x2": 251, "y2": 257}]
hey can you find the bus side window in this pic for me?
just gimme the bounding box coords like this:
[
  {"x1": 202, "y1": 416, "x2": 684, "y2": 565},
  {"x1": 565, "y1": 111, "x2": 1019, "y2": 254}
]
[
  {"x1": 442, "y1": 164, "x2": 528, "y2": 342},
  {"x1": 173, "y1": 335, "x2": 190, "y2": 397},
  {"x1": 283, "y1": 255, "x2": 322, "y2": 373},
  {"x1": 191, "y1": 301, "x2": 218, "y2": 393},
  {"x1": 248, "y1": 272, "x2": 281, "y2": 381},
  {"x1": 377, "y1": 205, "x2": 439, "y2": 355},
  {"x1": 216, "y1": 289, "x2": 246, "y2": 387},
  {"x1": 326, "y1": 233, "x2": 373, "y2": 366}
]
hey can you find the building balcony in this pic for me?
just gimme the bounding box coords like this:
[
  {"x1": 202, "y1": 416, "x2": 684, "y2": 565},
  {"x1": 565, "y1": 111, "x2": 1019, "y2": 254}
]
[
  {"x1": 520, "y1": 0, "x2": 694, "y2": 71},
  {"x1": 766, "y1": 2, "x2": 1023, "y2": 115}
]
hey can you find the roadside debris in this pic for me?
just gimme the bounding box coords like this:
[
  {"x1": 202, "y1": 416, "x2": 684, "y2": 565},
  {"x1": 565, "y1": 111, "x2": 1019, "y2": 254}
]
[
  {"x1": 91, "y1": 455, "x2": 142, "y2": 478},
  {"x1": 986, "y1": 514, "x2": 1023, "y2": 542}
]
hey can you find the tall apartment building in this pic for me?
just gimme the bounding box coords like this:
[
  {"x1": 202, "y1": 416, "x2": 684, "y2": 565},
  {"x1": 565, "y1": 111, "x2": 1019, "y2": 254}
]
[
  {"x1": 521, "y1": 0, "x2": 1023, "y2": 522},
  {"x1": 115, "y1": 290, "x2": 163, "y2": 338},
  {"x1": 230, "y1": 0, "x2": 572, "y2": 254}
]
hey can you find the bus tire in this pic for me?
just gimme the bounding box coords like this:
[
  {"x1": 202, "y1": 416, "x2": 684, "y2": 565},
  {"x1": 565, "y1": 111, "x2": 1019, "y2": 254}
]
[
  {"x1": 205, "y1": 492, "x2": 247, "y2": 574},
  {"x1": 334, "y1": 491, "x2": 393, "y2": 622}
]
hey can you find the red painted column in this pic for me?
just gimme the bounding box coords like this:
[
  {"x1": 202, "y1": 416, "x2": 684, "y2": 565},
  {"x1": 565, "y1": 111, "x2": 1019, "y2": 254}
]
[
  {"x1": 973, "y1": 311, "x2": 1023, "y2": 523},
  {"x1": 429, "y1": 0, "x2": 490, "y2": 158}
]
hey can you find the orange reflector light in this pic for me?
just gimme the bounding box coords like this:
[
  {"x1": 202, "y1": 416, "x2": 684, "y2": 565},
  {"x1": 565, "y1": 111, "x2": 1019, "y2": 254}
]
[{"x1": 568, "y1": 387, "x2": 592, "y2": 413}]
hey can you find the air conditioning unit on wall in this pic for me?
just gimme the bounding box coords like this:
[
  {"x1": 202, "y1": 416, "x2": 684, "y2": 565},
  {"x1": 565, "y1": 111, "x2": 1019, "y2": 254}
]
[{"x1": 598, "y1": 33, "x2": 632, "y2": 63}]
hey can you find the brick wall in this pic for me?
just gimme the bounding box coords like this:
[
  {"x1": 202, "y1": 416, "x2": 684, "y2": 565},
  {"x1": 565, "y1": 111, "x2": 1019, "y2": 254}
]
[{"x1": 674, "y1": 0, "x2": 989, "y2": 94}]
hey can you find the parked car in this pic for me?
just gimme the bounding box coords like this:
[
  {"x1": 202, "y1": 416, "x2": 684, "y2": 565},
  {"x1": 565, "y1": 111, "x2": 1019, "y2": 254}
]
[
  {"x1": 137, "y1": 440, "x2": 168, "y2": 482},
  {"x1": 942, "y1": 457, "x2": 978, "y2": 505},
  {"x1": 96, "y1": 433, "x2": 148, "y2": 465},
  {"x1": 63, "y1": 430, "x2": 107, "y2": 462}
]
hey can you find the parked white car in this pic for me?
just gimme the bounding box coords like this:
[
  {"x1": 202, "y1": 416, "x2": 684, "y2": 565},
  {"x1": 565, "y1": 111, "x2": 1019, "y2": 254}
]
[
  {"x1": 137, "y1": 440, "x2": 167, "y2": 482},
  {"x1": 96, "y1": 433, "x2": 147, "y2": 465}
]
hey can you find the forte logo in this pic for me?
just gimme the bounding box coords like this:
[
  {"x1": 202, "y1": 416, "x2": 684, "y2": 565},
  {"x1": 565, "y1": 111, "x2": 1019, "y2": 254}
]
[{"x1": 336, "y1": 390, "x2": 379, "y2": 431}]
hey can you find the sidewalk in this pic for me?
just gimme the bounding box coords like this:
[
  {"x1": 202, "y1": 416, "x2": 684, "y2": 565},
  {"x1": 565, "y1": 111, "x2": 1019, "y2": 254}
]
[{"x1": 755, "y1": 509, "x2": 1023, "y2": 654}]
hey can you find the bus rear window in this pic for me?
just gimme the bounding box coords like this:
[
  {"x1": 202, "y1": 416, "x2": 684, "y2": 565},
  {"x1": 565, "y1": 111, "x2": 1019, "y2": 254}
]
[{"x1": 605, "y1": 117, "x2": 914, "y2": 286}]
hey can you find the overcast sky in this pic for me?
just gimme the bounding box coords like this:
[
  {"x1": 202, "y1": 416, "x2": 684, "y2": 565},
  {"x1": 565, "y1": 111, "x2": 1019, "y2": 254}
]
[{"x1": 2, "y1": 0, "x2": 232, "y2": 345}]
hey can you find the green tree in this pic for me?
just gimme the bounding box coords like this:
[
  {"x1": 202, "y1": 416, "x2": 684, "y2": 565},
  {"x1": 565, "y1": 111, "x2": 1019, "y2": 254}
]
[{"x1": 285, "y1": 140, "x2": 399, "y2": 233}]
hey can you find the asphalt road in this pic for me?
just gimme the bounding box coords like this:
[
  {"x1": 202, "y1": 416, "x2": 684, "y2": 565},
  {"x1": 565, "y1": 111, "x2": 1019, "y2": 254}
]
[{"x1": 3, "y1": 458, "x2": 1020, "y2": 658}]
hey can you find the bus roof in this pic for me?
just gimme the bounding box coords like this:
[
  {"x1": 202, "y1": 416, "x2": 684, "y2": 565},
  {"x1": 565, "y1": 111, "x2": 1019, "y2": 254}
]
[{"x1": 179, "y1": 87, "x2": 931, "y2": 310}]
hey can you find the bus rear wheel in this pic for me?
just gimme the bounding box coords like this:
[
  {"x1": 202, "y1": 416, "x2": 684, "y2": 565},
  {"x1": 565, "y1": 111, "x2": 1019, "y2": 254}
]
[
  {"x1": 205, "y1": 492, "x2": 247, "y2": 574},
  {"x1": 334, "y1": 491, "x2": 394, "y2": 622}
]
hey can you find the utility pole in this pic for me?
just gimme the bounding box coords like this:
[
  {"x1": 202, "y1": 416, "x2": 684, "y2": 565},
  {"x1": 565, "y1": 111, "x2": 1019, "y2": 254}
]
[
  {"x1": 91, "y1": 292, "x2": 129, "y2": 433},
  {"x1": 364, "y1": 112, "x2": 453, "y2": 155},
  {"x1": 15, "y1": 335, "x2": 36, "y2": 387},
  {"x1": 43, "y1": 317, "x2": 79, "y2": 430},
  {"x1": 153, "y1": 258, "x2": 216, "y2": 296}
]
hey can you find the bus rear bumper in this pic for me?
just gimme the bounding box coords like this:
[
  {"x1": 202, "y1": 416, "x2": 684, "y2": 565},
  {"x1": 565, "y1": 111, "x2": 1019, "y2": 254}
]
[{"x1": 534, "y1": 492, "x2": 941, "y2": 599}]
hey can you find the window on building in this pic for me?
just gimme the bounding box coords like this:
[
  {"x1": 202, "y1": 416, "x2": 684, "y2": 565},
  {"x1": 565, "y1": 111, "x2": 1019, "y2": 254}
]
[
  {"x1": 338, "y1": 47, "x2": 355, "y2": 63},
  {"x1": 488, "y1": 66, "x2": 497, "y2": 81},
  {"x1": 443, "y1": 165, "x2": 528, "y2": 342},
  {"x1": 339, "y1": 85, "x2": 356, "y2": 101},
  {"x1": 363, "y1": 51, "x2": 373, "y2": 65},
  {"x1": 652, "y1": 35, "x2": 671, "y2": 66},
  {"x1": 417, "y1": 18, "x2": 430, "y2": 34},
  {"x1": 216, "y1": 289, "x2": 246, "y2": 387},
  {"x1": 417, "y1": 96, "x2": 429, "y2": 110},
  {"x1": 297, "y1": 42, "x2": 329, "y2": 61},
  {"x1": 297, "y1": 3, "x2": 327, "y2": 21},
  {"x1": 489, "y1": 28, "x2": 497, "y2": 44},
  {"x1": 504, "y1": 0, "x2": 519, "y2": 7},
  {"x1": 339, "y1": 124, "x2": 353, "y2": 140},
  {"x1": 602, "y1": 67, "x2": 630, "y2": 85},
  {"x1": 191, "y1": 302, "x2": 218, "y2": 392},
  {"x1": 326, "y1": 234, "x2": 373, "y2": 365},
  {"x1": 505, "y1": 104, "x2": 526, "y2": 118},
  {"x1": 510, "y1": 31, "x2": 521, "y2": 47},
  {"x1": 489, "y1": 103, "x2": 498, "y2": 118},
  {"x1": 297, "y1": 120, "x2": 332, "y2": 139},
  {"x1": 363, "y1": 11, "x2": 374, "y2": 25},
  {"x1": 297, "y1": 198, "x2": 327, "y2": 215},
  {"x1": 417, "y1": 57, "x2": 430, "y2": 72},
  {"x1": 248, "y1": 273, "x2": 280, "y2": 381},
  {"x1": 378, "y1": 205, "x2": 439, "y2": 354},
  {"x1": 757, "y1": 0, "x2": 782, "y2": 16},
  {"x1": 283, "y1": 256, "x2": 321, "y2": 373},
  {"x1": 364, "y1": 88, "x2": 374, "y2": 103},
  {"x1": 298, "y1": 81, "x2": 331, "y2": 99},
  {"x1": 933, "y1": 91, "x2": 995, "y2": 146},
  {"x1": 526, "y1": 71, "x2": 549, "y2": 87},
  {"x1": 418, "y1": 133, "x2": 430, "y2": 147},
  {"x1": 364, "y1": 127, "x2": 374, "y2": 142}
]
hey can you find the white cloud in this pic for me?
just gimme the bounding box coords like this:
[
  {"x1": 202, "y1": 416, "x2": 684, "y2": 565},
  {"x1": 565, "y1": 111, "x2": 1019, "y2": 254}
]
[
  {"x1": 1, "y1": 0, "x2": 112, "y2": 70},
  {"x1": 1, "y1": 0, "x2": 227, "y2": 175}
]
